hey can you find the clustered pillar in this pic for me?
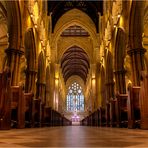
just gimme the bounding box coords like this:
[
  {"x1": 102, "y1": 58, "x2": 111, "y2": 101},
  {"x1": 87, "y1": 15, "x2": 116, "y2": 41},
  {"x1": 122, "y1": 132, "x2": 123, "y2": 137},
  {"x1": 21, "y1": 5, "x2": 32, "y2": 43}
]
[
  {"x1": 5, "y1": 48, "x2": 24, "y2": 86},
  {"x1": 127, "y1": 48, "x2": 146, "y2": 86}
]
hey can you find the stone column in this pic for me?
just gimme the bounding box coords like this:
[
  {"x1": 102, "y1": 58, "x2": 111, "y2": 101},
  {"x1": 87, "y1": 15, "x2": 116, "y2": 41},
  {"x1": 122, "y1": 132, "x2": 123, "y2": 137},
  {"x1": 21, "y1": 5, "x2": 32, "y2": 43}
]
[
  {"x1": 105, "y1": 81, "x2": 114, "y2": 126},
  {"x1": 127, "y1": 48, "x2": 146, "y2": 86},
  {"x1": 37, "y1": 82, "x2": 46, "y2": 104},
  {"x1": 91, "y1": 64, "x2": 96, "y2": 111},
  {"x1": 114, "y1": 69, "x2": 127, "y2": 127},
  {"x1": 114, "y1": 69, "x2": 126, "y2": 94},
  {"x1": 25, "y1": 70, "x2": 37, "y2": 93},
  {"x1": 105, "y1": 81, "x2": 114, "y2": 101},
  {"x1": 5, "y1": 48, "x2": 24, "y2": 86},
  {"x1": 54, "y1": 64, "x2": 60, "y2": 111},
  {"x1": 36, "y1": 82, "x2": 46, "y2": 127}
]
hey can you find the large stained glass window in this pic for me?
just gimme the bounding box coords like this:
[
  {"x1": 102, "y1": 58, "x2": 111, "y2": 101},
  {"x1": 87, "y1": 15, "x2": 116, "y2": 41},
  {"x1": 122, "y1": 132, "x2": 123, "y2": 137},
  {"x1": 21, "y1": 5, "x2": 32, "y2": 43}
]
[{"x1": 66, "y1": 82, "x2": 84, "y2": 111}]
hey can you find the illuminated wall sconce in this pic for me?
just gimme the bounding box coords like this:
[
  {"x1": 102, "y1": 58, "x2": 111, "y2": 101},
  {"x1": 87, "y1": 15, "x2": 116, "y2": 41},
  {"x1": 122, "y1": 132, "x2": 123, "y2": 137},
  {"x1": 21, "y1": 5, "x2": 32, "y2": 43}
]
[
  {"x1": 118, "y1": 14, "x2": 121, "y2": 18},
  {"x1": 43, "y1": 46, "x2": 46, "y2": 50},
  {"x1": 34, "y1": 24, "x2": 37, "y2": 28},
  {"x1": 41, "y1": 40, "x2": 43, "y2": 44},
  {"x1": 92, "y1": 77, "x2": 96, "y2": 85},
  {"x1": 55, "y1": 78, "x2": 59, "y2": 85},
  {"x1": 113, "y1": 25, "x2": 117, "y2": 28},
  {"x1": 30, "y1": 13, "x2": 33, "y2": 18},
  {"x1": 128, "y1": 80, "x2": 132, "y2": 85}
]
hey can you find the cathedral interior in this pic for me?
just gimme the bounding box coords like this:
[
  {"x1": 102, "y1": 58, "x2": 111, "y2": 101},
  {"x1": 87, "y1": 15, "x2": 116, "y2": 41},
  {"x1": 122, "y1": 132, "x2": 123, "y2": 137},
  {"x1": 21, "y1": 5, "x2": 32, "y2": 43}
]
[{"x1": 0, "y1": 0, "x2": 148, "y2": 147}]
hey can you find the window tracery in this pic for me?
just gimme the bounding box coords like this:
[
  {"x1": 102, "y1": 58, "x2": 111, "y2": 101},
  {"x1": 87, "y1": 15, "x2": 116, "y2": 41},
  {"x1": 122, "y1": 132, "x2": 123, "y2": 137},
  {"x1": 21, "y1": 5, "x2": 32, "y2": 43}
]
[{"x1": 66, "y1": 82, "x2": 84, "y2": 111}]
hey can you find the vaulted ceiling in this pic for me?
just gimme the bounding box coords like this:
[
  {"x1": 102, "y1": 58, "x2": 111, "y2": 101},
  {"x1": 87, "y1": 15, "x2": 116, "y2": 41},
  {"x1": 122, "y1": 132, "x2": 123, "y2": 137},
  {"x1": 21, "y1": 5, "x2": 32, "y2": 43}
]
[
  {"x1": 61, "y1": 46, "x2": 90, "y2": 83},
  {"x1": 47, "y1": 1, "x2": 103, "y2": 33},
  {"x1": 47, "y1": 1, "x2": 100, "y2": 83}
]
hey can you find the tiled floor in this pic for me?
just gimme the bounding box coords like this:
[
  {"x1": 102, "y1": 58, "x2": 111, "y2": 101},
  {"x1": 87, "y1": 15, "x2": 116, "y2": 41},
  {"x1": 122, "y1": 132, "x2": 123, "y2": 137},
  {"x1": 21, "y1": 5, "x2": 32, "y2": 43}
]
[{"x1": 0, "y1": 126, "x2": 148, "y2": 147}]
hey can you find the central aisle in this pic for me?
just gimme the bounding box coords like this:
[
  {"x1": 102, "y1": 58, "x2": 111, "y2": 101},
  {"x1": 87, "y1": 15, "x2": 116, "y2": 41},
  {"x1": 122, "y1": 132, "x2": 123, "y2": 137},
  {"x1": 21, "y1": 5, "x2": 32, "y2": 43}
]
[{"x1": 0, "y1": 126, "x2": 148, "y2": 147}]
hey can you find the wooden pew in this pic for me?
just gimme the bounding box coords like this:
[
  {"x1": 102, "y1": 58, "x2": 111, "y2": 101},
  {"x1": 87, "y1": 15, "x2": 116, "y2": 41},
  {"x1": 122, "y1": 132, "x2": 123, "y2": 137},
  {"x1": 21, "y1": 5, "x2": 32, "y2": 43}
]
[
  {"x1": 106, "y1": 103, "x2": 110, "y2": 127},
  {"x1": 43, "y1": 107, "x2": 52, "y2": 126},
  {"x1": 0, "y1": 72, "x2": 11, "y2": 130},
  {"x1": 50, "y1": 109, "x2": 71, "y2": 126},
  {"x1": 88, "y1": 113, "x2": 92, "y2": 126},
  {"x1": 110, "y1": 99, "x2": 117, "y2": 127},
  {"x1": 127, "y1": 85, "x2": 140, "y2": 128},
  {"x1": 11, "y1": 86, "x2": 25, "y2": 128},
  {"x1": 0, "y1": 71, "x2": 34, "y2": 129},
  {"x1": 24, "y1": 93, "x2": 33, "y2": 127},
  {"x1": 94, "y1": 110, "x2": 99, "y2": 126},
  {"x1": 32, "y1": 99, "x2": 41, "y2": 127},
  {"x1": 97, "y1": 109, "x2": 100, "y2": 126},
  {"x1": 99, "y1": 107, "x2": 106, "y2": 126},
  {"x1": 139, "y1": 71, "x2": 148, "y2": 129},
  {"x1": 62, "y1": 116, "x2": 72, "y2": 126},
  {"x1": 116, "y1": 93, "x2": 128, "y2": 128},
  {"x1": 92, "y1": 112, "x2": 95, "y2": 126}
]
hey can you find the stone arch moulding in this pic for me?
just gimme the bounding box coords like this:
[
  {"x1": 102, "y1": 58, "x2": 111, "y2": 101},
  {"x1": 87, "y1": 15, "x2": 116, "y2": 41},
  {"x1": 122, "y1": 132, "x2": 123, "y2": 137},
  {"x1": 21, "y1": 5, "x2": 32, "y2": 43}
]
[
  {"x1": 37, "y1": 51, "x2": 46, "y2": 84},
  {"x1": 105, "y1": 49, "x2": 113, "y2": 82},
  {"x1": 24, "y1": 28, "x2": 37, "y2": 71},
  {"x1": 114, "y1": 27, "x2": 126, "y2": 70},
  {"x1": 129, "y1": 1, "x2": 145, "y2": 49},
  {"x1": 0, "y1": 2, "x2": 8, "y2": 73},
  {"x1": 100, "y1": 66, "x2": 106, "y2": 108},
  {"x1": 24, "y1": 28, "x2": 37, "y2": 93},
  {"x1": 51, "y1": 8, "x2": 99, "y2": 49},
  {"x1": 5, "y1": 1, "x2": 22, "y2": 50},
  {"x1": 45, "y1": 65, "x2": 50, "y2": 105}
]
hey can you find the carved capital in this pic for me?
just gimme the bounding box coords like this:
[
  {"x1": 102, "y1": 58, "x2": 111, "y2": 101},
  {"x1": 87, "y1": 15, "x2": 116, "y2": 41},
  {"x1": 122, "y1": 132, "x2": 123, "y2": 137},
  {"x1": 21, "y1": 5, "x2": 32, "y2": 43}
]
[
  {"x1": 26, "y1": 69, "x2": 37, "y2": 74},
  {"x1": 114, "y1": 69, "x2": 126, "y2": 75},
  {"x1": 127, "y1": 48, "x2": 146, "y2": 56},
  {"x1": 5, "y1": 48, "x2": 24, "y2": 55}
]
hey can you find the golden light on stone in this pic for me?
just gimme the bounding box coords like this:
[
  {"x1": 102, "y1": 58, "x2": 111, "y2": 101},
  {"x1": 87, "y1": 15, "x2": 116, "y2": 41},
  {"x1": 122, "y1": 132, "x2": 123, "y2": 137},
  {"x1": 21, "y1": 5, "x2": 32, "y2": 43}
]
[
  {"x1": 55, "y1": 78, "x2": 59, "y2": 86},
  {"x1": 128, "y1": 80, "x2": 132, "y2": 85},
  {"x1": 119, "y1": 16, "x2": 123, "y2": 27},
  {"x1": 27, "y1": 16, "x2": 31, "y2": 27}
]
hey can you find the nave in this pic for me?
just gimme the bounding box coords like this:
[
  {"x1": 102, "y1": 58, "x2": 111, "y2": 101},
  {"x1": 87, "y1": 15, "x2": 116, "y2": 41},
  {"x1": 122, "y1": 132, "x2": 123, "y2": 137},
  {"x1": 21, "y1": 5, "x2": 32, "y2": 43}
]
[
  {"x1": 0, "y1": 1, "x2": 148, "y2": 147},
  {"x1": 0, "y1": 126, "x2": 148, "y2": 147}
]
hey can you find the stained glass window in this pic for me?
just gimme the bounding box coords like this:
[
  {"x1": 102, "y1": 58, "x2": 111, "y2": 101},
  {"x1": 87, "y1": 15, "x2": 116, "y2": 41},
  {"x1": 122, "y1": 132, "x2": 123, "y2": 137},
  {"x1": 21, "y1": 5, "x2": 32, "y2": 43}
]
[{"x1": 66, "y1": 82, "x2": 84, "y2": 111}]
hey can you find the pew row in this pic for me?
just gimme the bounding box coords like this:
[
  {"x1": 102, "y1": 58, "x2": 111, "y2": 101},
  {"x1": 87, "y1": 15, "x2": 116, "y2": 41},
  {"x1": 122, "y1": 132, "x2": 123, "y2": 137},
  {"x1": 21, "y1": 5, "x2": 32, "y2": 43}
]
[
  {"x1": 0, "y1": 72, "x2": 11, "y2": 130},
  {"x1": 127, "y1": 85, "x2": 140, "y2": 128}
]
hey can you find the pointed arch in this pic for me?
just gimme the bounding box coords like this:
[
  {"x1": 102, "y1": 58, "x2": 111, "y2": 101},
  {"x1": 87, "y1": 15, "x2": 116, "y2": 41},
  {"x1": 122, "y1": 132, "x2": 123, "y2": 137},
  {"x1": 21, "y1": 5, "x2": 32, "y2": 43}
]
[
  {"x1": 52, "y1": 8, "x2": 99, "y2": 51},
  {"x1": 105, "y1": 50, "x2": 113, "y2": 84},
  {"x1": 46, "y1": 65, "x2": 50, "y2": 106},
  {"x1": 129, "y1": 1, "x2": 145, "y2": 49},
  {"x1": 66, "y1": 82, "x2": 84, "y2": 111},
  {"x1": 24, "y1": 28, "x2": 36, "y2": 71},
  {"x1": 115, "y1": 28, "x2": 126, "y2": 71},
  {"x1": 24, "y1": 28, "x2": 36, "y2": 93},
  {"x1": 105, "y1": 50, "x2": 114, "y2": 99},
  {"x1": 0, "y1": 2, "x2": 8, "y2": 73},
  {"x1": 37, "y1": 51, "x2": 46, "y2": 84},
  {"x1": 100, "y1": 66, "x2": 106, "y2": 108},
  {"x1": 36, "y1": 51, "x2": 46, "y2": 102},
  {"x1": 5, "y1": 1, "x2": 22, "y2": 50}
]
